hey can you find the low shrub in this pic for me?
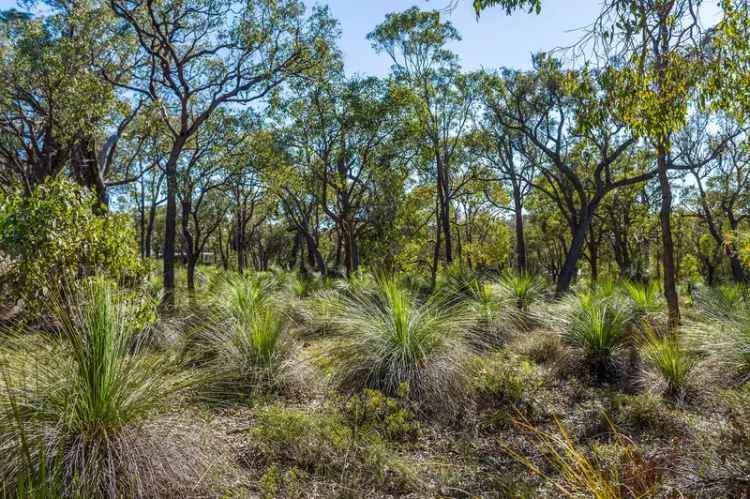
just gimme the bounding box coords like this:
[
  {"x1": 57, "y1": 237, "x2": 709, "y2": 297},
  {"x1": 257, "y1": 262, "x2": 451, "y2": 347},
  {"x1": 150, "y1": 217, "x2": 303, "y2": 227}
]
[
  {"x1": 245, "y1": 404, "x2": 419, "y2": 495},
  {"x1": 343, "y1": 385, "x2": 421, "y2": 442},
  {"x1": 320, "y1": 278, "x2": 477, "y2": 415},
  {"x1": 0, "y1": 278, "x2": 202, "y2": 497},
  {"x1": 556, "y1": 294, "x2": 635, "y2": 379}
]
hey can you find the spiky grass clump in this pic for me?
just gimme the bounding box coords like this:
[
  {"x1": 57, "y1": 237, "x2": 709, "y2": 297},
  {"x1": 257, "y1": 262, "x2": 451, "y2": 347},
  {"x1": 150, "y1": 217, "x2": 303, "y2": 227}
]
[
  {"x1": 686, "y1": 284, "x2": 750, "y2": 383},
  {"x1": 0, "y1": 278, "x2": 200, "y2": 497},
  {"x1": 623, "y1": 280, "x2": 663, "y2": 321},
  {"x1": 684, "y1": 316, "x2": 750, "y2": 383},
  {"x1": 497, "y1": 271, "x2": 546, "y2": 311},
  {"x1": 557, "y1": 294, "x2": 635, "y2": 378},
  {"x1": 454, "y1": 278, "x2": 518, "y2": 344},
  {"x1": 640, "y1": 329, "x2": 696, "y2": 399},
  {"x1": 320, "y1": 278, "x2": 477, "y2": 415},
  {"x1": 694, "y1": 283, "x2": 749, "y2": 319},
  {"x1": 193, "y1": 273, "x2": 293, "y2": 397}
]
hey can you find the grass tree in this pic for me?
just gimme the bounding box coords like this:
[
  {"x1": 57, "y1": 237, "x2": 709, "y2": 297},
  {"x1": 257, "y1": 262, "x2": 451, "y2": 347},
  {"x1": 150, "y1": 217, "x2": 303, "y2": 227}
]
[
  {"x1": 191, "y1": 273, "x2": 292, "y2": 397},
  {"x1": 320, "y1": 278, "x2": 476, "y2": 415},
  {"x1": 0, "y1": 278, "x2": 200, "y2": 497},
  {"x1": 557, "y1": 293, "x2": 635, "y2": 379}
]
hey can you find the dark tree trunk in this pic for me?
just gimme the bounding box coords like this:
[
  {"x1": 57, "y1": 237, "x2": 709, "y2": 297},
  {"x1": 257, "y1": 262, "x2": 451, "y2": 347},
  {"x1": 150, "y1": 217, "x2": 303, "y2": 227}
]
[
  {"x1": 555, "y1": 207, "x2": 597, "y2": 296},
  {"x1": 186, "y1": 257, "x2": 197, "y2": 292},
  {"x1": 589, "y1": 237, "x2": 599, "y2": 285},
  {"x1": 512, "y1": 186, "x2": 527, "y2": 272},
  {"x1": 436, "y1": 156, "x2": 452, "y2": 264},
  {"x1": 162, "y1": 141, "x2": 184, "y2": 305},
  {"x1": 430, "y1": 199, "x2": 442, "y2": 290},
  {"x1": 730, "y1": 253, "x2": 746, "y2": 284},
  {"x1": 657, "y1": 146, "x2": 680, "y2": 329}
]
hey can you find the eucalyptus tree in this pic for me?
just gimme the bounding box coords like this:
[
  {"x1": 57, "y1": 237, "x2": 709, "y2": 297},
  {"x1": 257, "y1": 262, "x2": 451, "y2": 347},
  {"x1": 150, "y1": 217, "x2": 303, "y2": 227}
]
[
  {"x1": 105, "y1": 0, "x2": 336, "y2": 298},
  {"x1": 679, "y1": 119, "x2": 750, "y2": 283},
  {"x1": 0, "y1": 2, "x2": 139, "y2": 204},
  {"x1": 283, "y1": 70, "x2": 407, "y2": 276},
  {"x1": 368, "y1": 7, "x2": 478, "y2": 268},
  {"x1": 177, "y1": 111, "x2": 240, "y2": 291},
  {"x1": 487, "y1": 57, "x2": 656, "y2": 295},
  {"x1": 227, "y1": 123, "x2": 277, "y2": 274},
  {"x1": 475, "y1": 0, "x2": 716, "y2": 327},
  {"x1": 472, "y1": 72, "x2": 539, "y2": 272}
]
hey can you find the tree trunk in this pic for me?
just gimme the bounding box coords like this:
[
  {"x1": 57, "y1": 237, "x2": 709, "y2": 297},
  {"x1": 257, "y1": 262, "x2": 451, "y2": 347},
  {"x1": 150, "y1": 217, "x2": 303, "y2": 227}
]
[
  {"x1": 436, "y1": 156, "x2": 453, "y2": 264},
  {"x1": 730, "y1": 253, "x2": 746, "y2": 283},
  {"x1": 513, "y1": 187, "x2": 527, "y2": 272},
  {"x1": 657, "y1": 145, "x2": 680, "y2": 329},
  {"x1": 162, "y1": 142, "x2": 184, "y2": 305},
  {"x1": 555, "y1": 208, "x2": 596, "y2": 296},
  {"x1": 186, "y1": 257, "x2": 197, "y2": 292}
]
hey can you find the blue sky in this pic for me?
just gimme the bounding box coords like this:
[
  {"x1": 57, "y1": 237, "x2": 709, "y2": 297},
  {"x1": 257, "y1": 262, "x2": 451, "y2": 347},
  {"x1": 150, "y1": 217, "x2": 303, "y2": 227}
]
[
  {"x1": 0, "y1": 0, "x2": 723, "y2": 75},
  {"x1": 327, "y1": 0, "x2": 604, "y2": 74}
]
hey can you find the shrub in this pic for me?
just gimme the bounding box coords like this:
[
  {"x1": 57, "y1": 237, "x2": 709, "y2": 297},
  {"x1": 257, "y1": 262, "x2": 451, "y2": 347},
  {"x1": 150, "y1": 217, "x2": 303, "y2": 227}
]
[
  {"x1": 189, "y1": 272, "x2": 293, "y2": 397},
  {"x1": 0, "y1": 178, "x2": 144, "y2": 316},
  {"x1": 0, "y1": 278, "x2": 201, "y2": 497},
  {"x1": 497, "y1": 271, "x2": 546, "y2": 311},
  {"x1": 640, "y1": 330, "x2": 696, "y2": 399},
  {"x1": 320, "y1": 278, "x2": 476, "y2": 415},
  {"x1": 245, "y1": 405, "x2": 418, "y2": 495},
  {"x1": 557, "y1": 294, "x2": 635, "y2": 378},
  {"x1": 343, "y1": 385, "x2": 421, "y2": 442},
  {"x1": 473, "y1": 351, "x2": 539, "y2": 414},
  {"x1": 609, "y1": 393, "x2": 675, "y2": 435}
]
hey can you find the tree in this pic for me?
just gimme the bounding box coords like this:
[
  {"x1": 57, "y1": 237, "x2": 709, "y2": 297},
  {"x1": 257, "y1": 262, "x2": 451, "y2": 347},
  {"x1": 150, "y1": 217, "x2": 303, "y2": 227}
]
[
  {"x1": 368, "y1": 8, "x2": 477, "y2": 272},
  {"x1": 679, "y1": 118, "x2": 749, "y2": 283},
  {"x1": 106, "y1": 0, "x2": 335, "y2": 299},
  {"x1": 473, "y1": 72, "x2": 539, "y2": 272},
  {"x1": 485, "y1": 57, "x2": 656, "y2": 294},
  {"x1": 0, "y1": 2, "x2": 139, "y2": 205}
]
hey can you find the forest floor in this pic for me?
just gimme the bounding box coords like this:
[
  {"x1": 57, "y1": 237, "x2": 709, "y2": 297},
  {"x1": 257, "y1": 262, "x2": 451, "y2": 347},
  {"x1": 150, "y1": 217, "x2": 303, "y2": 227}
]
[{"x1": 150, "y1": 297, "x2": 749, "y2": 498}]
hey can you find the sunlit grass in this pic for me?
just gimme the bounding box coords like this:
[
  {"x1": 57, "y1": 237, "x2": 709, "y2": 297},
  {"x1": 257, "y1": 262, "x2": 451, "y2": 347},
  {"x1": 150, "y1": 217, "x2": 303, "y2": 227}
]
[
  {"x1": 0, "y1": 278, "x2": 201, "y2": 497},
  {"x1": 319, "y1": 277, "x2": 477, "y2": 414}
]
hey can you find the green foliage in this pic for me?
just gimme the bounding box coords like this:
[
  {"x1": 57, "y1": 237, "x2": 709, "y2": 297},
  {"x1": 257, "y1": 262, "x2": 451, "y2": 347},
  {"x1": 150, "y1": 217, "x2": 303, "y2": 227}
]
[
  {"x1": 247, "y1": 404, "x2": 417, "y2": 494},
  {"x1": 498, "y1": 271, "x2": 546, "y2": 311},
  {"x1": 473, "y1": 351, "x2": 539, "y2": 417},
  {"x1": 343, "y1": 386, "x2": 420, "y2": 442},
  {"x1": 191, "y1": 273, "x2": 291, "y2": 397},
  {"x1": 623, "y1": 280, "x2": 662, "y2": 320},
  {"x1": 641, "y1": 330, "x2": 696, "y2": 399},
  {"x1": 0, "y1": 178, "x2": 144, "y2": 315},
  {"x1": 558, "y1": 293, "x2": 634, "y2": 377},
  {"x1": 0, "y1": 277, "x2": 199, "y2": 497},
  {"x1": 473, "y1": 0, "x2": 542, "y2": 16},
  {"x1": 319, "y1": 277, "x2": 476, "y2": 414}
]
